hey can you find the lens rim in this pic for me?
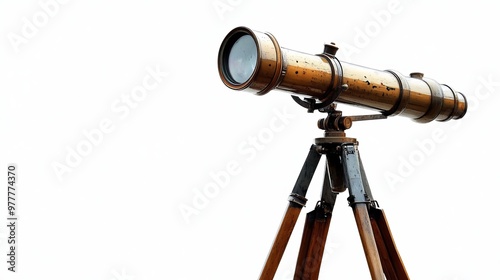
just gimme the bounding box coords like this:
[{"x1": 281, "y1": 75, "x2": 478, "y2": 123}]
[
  {"x1": 218, "y1": 27, "x2": 260, "y2": 89},
  {"x1": 218, "y1": 26, "x2": 283, "y2": 96}
]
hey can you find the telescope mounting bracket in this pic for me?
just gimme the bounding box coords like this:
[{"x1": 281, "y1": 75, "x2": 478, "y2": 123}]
[
  {"x1": 316, "y1": 103, "x2": 387, "y2": 132},
  {"x1": 291, "y1": 82, "x2": 348, "y2": 113}
]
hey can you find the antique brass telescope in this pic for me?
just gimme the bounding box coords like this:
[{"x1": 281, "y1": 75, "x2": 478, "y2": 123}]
[
  {"x1": 218, "y1": 26, "x2": 467, "y2": 121},
  {"x1": 217, "y1": 27, "x2": 467, "y2": 280}
]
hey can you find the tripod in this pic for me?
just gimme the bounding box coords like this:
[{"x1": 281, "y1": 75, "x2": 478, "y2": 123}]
[{"x1": 259, "y1": 105, "x2": 409, "y2": 280}]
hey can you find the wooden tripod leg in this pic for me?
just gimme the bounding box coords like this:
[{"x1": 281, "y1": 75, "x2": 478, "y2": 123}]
[
  {"x1": 294, "y1": 158, "x2": 338, "y2": 280},
  {"x1": 342, "y1": 143, "x2": 384, "y2": 279},
  {"x1": 260, "y1": 203, "x2": 302, "y2": 280},
  {"x1": 352, "y1": 203, "x2": 385, "y2": 280},
  {"x1": 260, "y1": 145, "x2": 322, "y2": 280},
  {"x1": 294, "y1": 206, "x2": 332, "y2": 280},
  {"x1": 369, "y1": 208, "x2": 409, "y2": 280}
]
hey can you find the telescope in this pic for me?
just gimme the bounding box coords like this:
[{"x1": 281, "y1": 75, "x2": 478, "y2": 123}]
[
  {"x1": 217, "y1": 27, "x2": 468, "y2": 280},
  {"x1": 218, "y1": 26, "x2": 467, "y2": 122}
]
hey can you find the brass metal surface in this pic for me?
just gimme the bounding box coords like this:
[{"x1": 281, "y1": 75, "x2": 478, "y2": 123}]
[{"x1": 218, "y1": 27, "x2": 467, "y2": 123}]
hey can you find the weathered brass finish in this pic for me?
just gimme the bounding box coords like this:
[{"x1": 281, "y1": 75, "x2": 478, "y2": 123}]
[{"x1": 218, "y1": 26, "x2": 467, "y2": 123}]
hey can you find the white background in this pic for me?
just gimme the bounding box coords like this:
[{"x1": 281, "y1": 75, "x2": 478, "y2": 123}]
[{"x1": 1, "y1": 0, "x2": 499, "y2": 279}]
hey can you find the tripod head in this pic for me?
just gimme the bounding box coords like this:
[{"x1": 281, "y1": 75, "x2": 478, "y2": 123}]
[
  {"x1": 317, "y1": 103, "x2": 386, "y2": 132},
  {"x1": 314, "y1": 103, "x2": 386, "y2": 145}
]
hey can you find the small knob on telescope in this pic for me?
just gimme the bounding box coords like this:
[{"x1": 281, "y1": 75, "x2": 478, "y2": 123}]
[
  {"x1": 341, "y1": 117, "x2": 353, "y2": 130},
  {"x1": 410, "y1": 72, "x2": 424, "y2": 79},
  {"x1": 323, "y1": 42, "x2": 339, "y2": 57}
]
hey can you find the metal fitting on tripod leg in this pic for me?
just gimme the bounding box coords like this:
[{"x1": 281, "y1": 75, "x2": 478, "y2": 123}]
[{"x1": 288, "y1": 193, "x2": 308, "y2": 207}]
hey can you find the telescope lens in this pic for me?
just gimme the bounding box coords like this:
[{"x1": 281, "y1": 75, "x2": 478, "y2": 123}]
[{"x1": 226, "y1": 35, "x2": 257, "y2": 84}]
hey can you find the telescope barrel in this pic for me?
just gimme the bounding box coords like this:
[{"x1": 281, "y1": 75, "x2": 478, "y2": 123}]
[{"x1": 218, "y1": 26, "x2": 467, "y2": 122}]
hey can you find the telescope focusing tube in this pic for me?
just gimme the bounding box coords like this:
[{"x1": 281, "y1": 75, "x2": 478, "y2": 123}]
[{"x1": 218, "y1": 26, "x2": 467, "y2": 123}]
